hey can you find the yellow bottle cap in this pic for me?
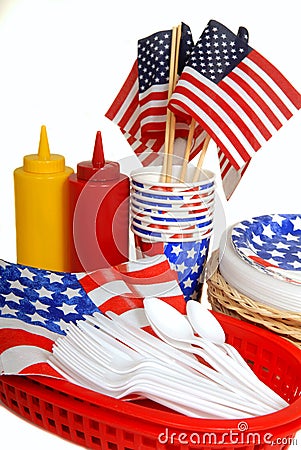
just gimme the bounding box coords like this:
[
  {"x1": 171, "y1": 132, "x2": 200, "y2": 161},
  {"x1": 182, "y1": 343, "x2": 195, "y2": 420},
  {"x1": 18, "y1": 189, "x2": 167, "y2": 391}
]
[{"x1": 23, "y1": 125, "x2": 66, "y2": 174}]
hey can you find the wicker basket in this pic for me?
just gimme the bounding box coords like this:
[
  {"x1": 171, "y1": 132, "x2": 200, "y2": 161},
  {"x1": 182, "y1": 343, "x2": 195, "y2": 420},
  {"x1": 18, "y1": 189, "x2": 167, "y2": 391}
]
[{"x1": 207, "y1": 268, "x2": 301, "y2": 349}]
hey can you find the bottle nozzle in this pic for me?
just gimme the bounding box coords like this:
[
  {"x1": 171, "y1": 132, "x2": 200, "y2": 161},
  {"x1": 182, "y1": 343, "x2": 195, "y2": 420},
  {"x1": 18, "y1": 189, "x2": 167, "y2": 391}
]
[
  {"x1": 38, "y1": 125, "x2": 51, "y2": 160},
  {"x1": 23, "y1": 125, "x2": 65, "y2": 173},
  {"x1": 92, "y1": 131, "x2": 105, "y2": 168},
  {"x1": 77, "y1": 130, "x2": 120, "y2": 181}
]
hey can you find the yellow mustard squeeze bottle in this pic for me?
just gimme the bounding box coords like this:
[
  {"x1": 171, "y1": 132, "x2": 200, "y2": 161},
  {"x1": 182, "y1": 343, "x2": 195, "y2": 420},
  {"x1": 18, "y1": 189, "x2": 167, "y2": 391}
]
[{"x1": 14, "y1": 125, "x2": 74, "y2": 271}]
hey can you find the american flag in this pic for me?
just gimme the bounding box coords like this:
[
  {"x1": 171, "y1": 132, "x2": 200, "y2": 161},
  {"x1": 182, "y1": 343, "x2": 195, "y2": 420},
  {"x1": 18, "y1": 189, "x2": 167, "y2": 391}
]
[
  {"x1": 105, "y1": 23, "x2": 207, "y2": 166},
  {"x1": 0, "y1": 256, "x2": 185, "y2": 377},
  {"x1": 218, "y1": 152, "x2": 251, "y2": 200},
  {"x1": 169, "y1": 19, "x2": 301, "y2": 198}
]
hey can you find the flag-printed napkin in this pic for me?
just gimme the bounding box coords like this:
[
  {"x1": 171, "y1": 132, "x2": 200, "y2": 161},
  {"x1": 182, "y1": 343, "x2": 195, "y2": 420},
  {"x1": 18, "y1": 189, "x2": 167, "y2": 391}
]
[{"x1": 0, "y1": 256, "x2": 185, "y2": 377}]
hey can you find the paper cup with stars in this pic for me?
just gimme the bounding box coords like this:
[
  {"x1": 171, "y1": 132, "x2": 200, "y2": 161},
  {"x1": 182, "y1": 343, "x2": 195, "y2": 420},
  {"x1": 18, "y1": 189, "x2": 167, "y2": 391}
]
[
  {"x1": 130, "y1": 193, "x2": 215, "y2": 212},
  {"x1": 130, "y1": 165, "x2": 215, "y2": 213},
  {"x1": 130, "y1": 197, "x2": 214, "y2": 246},
  {"x1": 130, "y1": 176, "x2": 214, "y2": 215},
  {"x1": 134, "y1": 231, "x2": 212, "y2": 301},
  {"x1": 131, "y1": 181, "x2": 214, "y2": 197},
  {"x1": 131, "y1": 203, "x2": 214, "y2": 222},
  {"x1": 131, "y1": 185, "x2": 215, "y2": 201},
  {"x1": 131, "y1": 209, "x2": 214, "y2": 227},
  {"x1": 131, "y1": 196, "x2": 215, "y2": 215},
  {"x1": 130, "y1": 166, "x2": 215, "y2": 193},
  {"x1": 131, "y1": 221, "x2": 213, "y2": 238},
  {"x1": 130, "y1": 163, "x2": 215, "y2": 300}
]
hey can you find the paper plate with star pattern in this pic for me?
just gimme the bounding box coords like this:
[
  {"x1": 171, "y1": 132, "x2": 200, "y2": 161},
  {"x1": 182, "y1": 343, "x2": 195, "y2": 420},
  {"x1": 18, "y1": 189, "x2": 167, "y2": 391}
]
[{"x1": 231, "y1": 214, "x2": 301, "y2": 285}]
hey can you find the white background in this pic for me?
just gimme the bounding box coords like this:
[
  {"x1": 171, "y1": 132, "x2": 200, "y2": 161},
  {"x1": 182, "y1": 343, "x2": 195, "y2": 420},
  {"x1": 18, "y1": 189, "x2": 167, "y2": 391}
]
[{"x1": 0, "y1": 0, "x2": 300, "y2": 448}]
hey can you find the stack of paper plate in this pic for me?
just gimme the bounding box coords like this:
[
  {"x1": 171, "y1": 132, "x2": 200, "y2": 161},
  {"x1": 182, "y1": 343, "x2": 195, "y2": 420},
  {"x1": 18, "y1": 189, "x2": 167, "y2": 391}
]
[{"x1": 219, "y1": 214, "x2": 301, "y2": 313}]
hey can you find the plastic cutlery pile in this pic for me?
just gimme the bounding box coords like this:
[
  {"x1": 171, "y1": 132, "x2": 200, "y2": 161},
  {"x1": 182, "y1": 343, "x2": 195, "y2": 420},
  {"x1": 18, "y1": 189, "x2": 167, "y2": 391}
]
[{"x1": 48, "y1": 299, "x2": 288, "y2": 419}]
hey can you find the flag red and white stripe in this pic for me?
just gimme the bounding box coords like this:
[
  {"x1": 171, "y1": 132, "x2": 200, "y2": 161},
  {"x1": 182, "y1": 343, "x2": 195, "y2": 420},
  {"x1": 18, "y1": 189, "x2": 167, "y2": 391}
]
[
  {"x1": 105, "y1": 25, "x2": 208, "y2": 166},
  {"x1": 105, "y1": 61, "x2": 207, "y2": 166},
  {"x1": 169, "y1": 20, "x2": 301, "y2": 199},
  {"x1": 169, "y1": 55, "x2": 301, "y2": 171}
]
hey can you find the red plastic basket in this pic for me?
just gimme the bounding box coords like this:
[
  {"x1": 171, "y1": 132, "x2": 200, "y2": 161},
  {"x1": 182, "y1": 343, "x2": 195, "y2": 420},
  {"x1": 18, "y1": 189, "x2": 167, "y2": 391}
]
[{"x1": 0, "y1": 312, "x2": 300, "y2": 450}]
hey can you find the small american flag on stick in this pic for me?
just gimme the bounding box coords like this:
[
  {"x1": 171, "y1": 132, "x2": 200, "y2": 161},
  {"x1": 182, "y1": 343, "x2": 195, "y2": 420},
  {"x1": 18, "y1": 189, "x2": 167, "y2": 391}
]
[
  {"x1": 0, "y1": 256, "x2": 185, "y2": 377},
  {"x1": 169, "y1": 19, "x2": 301, "y2": 198},
  {"x1": 105, "y1": 23, "x2": 207, "y2": 167}
]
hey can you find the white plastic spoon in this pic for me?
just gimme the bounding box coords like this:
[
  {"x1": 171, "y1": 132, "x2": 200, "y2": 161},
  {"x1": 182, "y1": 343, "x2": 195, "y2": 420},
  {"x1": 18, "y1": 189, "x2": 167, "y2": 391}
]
[
  {"x1": 143, "y1": 297, "x2": 287, "y2": 409},
  {"x1": 144, "y1": 314, "x2": 273, "y2": 415},
  {"x1": 144, "y1": 297, "x2": 251, "y2": 374},
  {"x1": 186, "y1": 300, "x2": 255, "y2": 371},
  {"x1": 186, "y1": 300, "x2": 226, "y2": 344}
]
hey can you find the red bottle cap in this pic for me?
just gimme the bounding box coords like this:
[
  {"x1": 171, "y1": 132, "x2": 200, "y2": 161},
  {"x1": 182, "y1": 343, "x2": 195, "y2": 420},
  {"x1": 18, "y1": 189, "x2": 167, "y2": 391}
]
[{"x1": 77, "y1": 131, "x2": 120, "y2": 181}]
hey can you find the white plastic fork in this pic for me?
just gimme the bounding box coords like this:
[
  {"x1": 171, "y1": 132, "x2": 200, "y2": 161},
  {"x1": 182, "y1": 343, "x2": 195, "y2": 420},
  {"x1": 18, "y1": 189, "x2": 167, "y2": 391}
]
[
  {"x1": 74, "y1": 320, "x2": 278, "y2": 414},
  {"x1": 59, "y1": 323, "x2": 234, "y2": 398},
  {"x1": 50, "y1": 341, "x2": 270, "y2": 418},
  {"x1": 50, "y1": 353, "x2": 249, "y2": 419},
  {"x1": 49, "y1": 348, "x2": 219, "y2": 418},
  {"x1": 100, "y1": 311, "x2": 285, "y2": 409},
  {"x1": 52, "y1": 320, "x2": 275, "y2": 416},
  {"x1": 86, "y1": 313, "x2": 249, "y2": 391}
]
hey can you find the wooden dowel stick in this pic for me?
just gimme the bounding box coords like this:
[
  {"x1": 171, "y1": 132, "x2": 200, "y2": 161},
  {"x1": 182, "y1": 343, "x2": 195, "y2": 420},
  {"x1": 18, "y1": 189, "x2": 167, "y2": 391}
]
[
  {"x1": 161, "y1": 110, "x2": 172, "y2": 182},
  {"x1": 192, "y1": 134, "x2": 211, "y2": 182},
  {"x1": 168, "y1": 26, "x2": 178, "y2": 96},
  {"x1": 161, "y1": 24, "x2": 181, "y2": 182},
  {"x1": 166, "y1": 114, "x2": 176, "y2": 182},
  {"x1": 180, "y1": 118, "x2": 196, "y2": 182},
  {"x1": 166, "y1": 24, "x2": 182, "y2": 182},
  {"x1": 161, "y1": 27, "x2": 177, "y2": 182}
]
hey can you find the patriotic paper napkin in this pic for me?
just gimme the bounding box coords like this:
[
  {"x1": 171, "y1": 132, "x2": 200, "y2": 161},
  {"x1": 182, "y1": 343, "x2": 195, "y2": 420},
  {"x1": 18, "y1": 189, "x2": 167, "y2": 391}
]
[{"x1": 0, "y1": 255, "x2": 185, "y2": 377}]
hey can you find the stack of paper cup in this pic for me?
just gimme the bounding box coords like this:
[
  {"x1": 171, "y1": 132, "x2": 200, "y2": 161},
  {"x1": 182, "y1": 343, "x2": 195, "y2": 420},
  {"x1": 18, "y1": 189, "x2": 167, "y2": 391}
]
[{"x1": 130, "y1": 165, "x2": 215, "y2": 301}]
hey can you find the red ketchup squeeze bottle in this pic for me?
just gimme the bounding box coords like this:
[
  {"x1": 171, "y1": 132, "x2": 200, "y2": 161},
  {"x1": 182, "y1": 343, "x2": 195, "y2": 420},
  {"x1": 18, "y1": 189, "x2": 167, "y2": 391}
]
[{"x1": 68, "y1": 131, "x2": 129, "y2": 272}]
